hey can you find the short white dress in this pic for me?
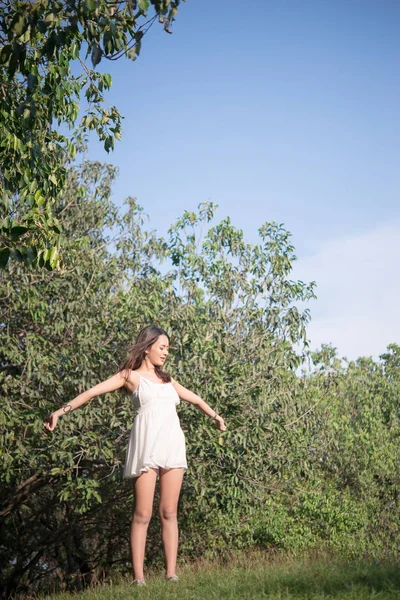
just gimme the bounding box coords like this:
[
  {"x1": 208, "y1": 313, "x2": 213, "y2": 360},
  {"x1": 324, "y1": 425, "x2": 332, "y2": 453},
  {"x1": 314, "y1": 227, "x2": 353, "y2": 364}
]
[{"x1": 123, "y1": 375, "x2": 188, "y2": 479}]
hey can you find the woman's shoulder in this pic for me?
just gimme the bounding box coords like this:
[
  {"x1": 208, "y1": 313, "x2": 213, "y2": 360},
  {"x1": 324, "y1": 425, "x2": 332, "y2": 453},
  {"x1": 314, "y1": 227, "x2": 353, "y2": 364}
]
[{"x1": 130, "y1": 370, "x2": 142, "y2": 383}]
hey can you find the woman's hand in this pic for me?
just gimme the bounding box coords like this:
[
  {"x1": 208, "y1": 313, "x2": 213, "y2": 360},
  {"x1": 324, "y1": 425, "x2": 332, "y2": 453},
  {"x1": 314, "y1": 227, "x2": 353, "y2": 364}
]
[
  {"x1": 215, "y1": 415, "x2": 227, "y2": 432},
  {"x1": 44, "y1": 412, "x2": 59, "y2": 432}
]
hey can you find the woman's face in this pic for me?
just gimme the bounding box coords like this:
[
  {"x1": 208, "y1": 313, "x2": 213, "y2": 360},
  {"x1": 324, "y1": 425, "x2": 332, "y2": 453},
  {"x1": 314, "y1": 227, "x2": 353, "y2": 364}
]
[{"x1": 146, "y1": 334, "x2": 170, "y2": 367}]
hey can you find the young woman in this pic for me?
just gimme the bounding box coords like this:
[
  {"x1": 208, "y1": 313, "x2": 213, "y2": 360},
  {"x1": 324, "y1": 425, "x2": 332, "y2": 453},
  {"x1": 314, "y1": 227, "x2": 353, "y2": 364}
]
[{"x1": 44, "y1": 325, "x2": 227, "y2": 586}]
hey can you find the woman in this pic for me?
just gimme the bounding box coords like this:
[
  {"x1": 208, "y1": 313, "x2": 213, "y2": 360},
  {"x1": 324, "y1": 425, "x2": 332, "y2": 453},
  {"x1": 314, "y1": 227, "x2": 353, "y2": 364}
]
[{"x1": 44, "y1": 325, "x2": 227, "y2": 586}]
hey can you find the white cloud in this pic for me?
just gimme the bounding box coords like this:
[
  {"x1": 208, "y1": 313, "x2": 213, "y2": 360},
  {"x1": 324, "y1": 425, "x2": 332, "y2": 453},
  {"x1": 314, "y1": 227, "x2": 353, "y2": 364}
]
[{"x1": 292, "y1": 221, "x2": 400, "y2": 361}]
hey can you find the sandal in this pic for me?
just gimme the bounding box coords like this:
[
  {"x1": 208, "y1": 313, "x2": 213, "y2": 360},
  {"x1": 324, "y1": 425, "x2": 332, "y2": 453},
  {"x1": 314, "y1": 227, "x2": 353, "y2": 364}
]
[
  {"x1": 132, "y1": 579, "x2": 146, "y2": 586},
  {"x1": 167, "y1": 574, "x2": 179, "y2": 582}
]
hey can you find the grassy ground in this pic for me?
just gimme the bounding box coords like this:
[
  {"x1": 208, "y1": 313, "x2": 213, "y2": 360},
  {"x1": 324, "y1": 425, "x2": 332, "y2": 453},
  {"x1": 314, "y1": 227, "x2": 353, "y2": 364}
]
[{"x1": 36, "y1": 551, "x2": 400, "y2": 600}]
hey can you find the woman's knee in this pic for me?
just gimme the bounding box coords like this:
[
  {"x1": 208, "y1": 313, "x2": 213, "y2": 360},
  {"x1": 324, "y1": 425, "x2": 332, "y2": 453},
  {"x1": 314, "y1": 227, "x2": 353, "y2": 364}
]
[
  {"x1": 159, "y1": 506, "x2": 177, "y2": 521},
  {"x1": 133, "y1": 509, "x2": 152, "y2": 525}
]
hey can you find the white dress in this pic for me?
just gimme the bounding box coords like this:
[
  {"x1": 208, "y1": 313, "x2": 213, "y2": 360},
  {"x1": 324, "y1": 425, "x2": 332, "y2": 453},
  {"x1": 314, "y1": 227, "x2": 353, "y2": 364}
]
[{"x1": 123, "y1": 375, "x2": 188, "y2": 479}]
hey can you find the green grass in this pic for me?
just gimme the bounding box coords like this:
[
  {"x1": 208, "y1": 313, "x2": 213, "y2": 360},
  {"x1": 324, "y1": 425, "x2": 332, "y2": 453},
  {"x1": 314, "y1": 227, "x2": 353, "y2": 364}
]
[{"x1": 36, "y1": 552, "x2": 400, "y2": 600}]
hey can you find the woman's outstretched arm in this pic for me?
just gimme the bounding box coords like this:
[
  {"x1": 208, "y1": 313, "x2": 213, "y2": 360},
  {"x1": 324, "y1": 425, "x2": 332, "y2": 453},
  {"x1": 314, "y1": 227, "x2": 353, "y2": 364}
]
[
  {"x1": 44, "y1": 371, "x2": 128, "y2": 432},
  {"x1": 172, "y1": 379, "x2": 227, "y2": 431}
]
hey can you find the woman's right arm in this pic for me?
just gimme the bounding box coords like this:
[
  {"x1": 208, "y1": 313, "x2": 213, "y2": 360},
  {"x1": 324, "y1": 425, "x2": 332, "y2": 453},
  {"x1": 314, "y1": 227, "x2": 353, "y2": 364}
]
[{"x1": 44, "y1": 371, "x2": 129, "y2": 432}]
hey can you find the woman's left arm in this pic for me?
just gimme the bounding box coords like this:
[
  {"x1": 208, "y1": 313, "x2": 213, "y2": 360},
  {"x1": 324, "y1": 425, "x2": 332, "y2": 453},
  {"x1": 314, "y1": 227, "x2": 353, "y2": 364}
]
[{"x1": 172, "y1": 379, "x2": 227, "y2": 431}]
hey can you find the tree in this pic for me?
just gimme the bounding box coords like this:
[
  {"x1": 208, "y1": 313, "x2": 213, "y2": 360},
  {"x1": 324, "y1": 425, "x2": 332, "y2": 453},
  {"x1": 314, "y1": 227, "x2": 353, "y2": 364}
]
[
  {"x1": 1, "y1": 158, "x2": 319, "y2": 595},
  {"x1": 4, "y1": 159, "x2": 398, "y2": 598},
  {"x1": 0, "y1": 0, "x2": 182, "y2": 269}
]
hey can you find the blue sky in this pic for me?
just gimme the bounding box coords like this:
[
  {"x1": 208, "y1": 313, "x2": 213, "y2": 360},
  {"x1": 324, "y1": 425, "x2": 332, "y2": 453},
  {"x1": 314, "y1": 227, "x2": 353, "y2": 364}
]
[{"x1": 85, "y1": 0, "x2": 400, "y2": 361}]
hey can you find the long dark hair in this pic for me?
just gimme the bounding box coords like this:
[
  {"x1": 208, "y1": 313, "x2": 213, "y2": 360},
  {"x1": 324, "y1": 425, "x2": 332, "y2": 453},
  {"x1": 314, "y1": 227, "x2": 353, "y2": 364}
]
[{"x1": 119, "y1": 325, "x2": 171, "y2": 383}]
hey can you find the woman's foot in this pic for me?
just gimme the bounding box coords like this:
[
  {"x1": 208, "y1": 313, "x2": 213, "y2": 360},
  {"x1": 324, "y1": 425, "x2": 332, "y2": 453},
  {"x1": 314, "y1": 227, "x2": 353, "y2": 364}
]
[
  {"x1": 132, "y1": 579, "x2": 146, "y2": 586},
  {"x1": 167, "y1": 574, "x2": 179, "y2": 582}
]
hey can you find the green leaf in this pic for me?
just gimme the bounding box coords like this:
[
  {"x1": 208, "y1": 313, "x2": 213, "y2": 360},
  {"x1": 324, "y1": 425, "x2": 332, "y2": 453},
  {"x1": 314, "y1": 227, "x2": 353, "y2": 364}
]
[
  {"x1": 68, "y1": 142, "x2": 76, "y2": 160},
  {"x1": 27, "y1": 73, "x2": 38, "y2": 92},
  {"x1": 0, "y1": 44, "x2": 12, "y2": 65},
  {"x1": 34, "y1": 189, "x2": 45, "y2": 206},
  {"x1": 26, "y1": 246, "x2": 37, "y2": 262},
  {"x1": 12, "y1": 13, "x2": 25, "y2": 36},
  {"x1": 49, "y1": 246, "x2": 59, "y2": 268},
  {"x1": 0, "y1": 248, "x2": 10, "y2": 269},
  {"x1": 91, "y1": 44, "x2": 102, "y2": 67},
  {"x1": 44, "y1": 12, "x2": 57, "y2": 24},
  {"x1": 138, "y1": 0, "x2": 150, "y2": 12},
  {"x1": 127, "y1": 47, "x2": 137, "y2": 60},
  {"x1": 0, "y1": 193, "x2": 10, "y2": 210},
  {"x1": 10, "y1": 226, "x2": 29, "y2": 240}
]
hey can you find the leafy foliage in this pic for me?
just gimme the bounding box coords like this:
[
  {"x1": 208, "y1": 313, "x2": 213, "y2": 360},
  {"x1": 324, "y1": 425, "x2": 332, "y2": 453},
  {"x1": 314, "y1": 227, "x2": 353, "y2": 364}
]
[
  {"x1": 1, "y1": 161, "x2": 399, "y2": 597},
  {"x1": 0, "y1": 0, "x2": 182, "y2": 268}
]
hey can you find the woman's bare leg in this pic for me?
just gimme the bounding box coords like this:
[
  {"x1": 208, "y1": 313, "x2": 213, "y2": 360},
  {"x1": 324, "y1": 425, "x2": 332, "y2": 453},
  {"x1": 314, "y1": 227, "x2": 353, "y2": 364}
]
[
  {"x1": 131, "y1": 468, "x2": 158, "y2": 581},
  {"x1": 158, "y1": 467, "x2": 184, "y2": 578}
]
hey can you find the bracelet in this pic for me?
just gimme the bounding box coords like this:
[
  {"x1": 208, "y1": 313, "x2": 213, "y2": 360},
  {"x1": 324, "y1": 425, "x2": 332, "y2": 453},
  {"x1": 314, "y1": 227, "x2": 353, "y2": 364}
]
[
  {"x1": 211, "y1": 411, "x2": 218, "y2": 420},
  {"x1": 62, "y1": 403, "x2": 72, "y2": 413}
]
